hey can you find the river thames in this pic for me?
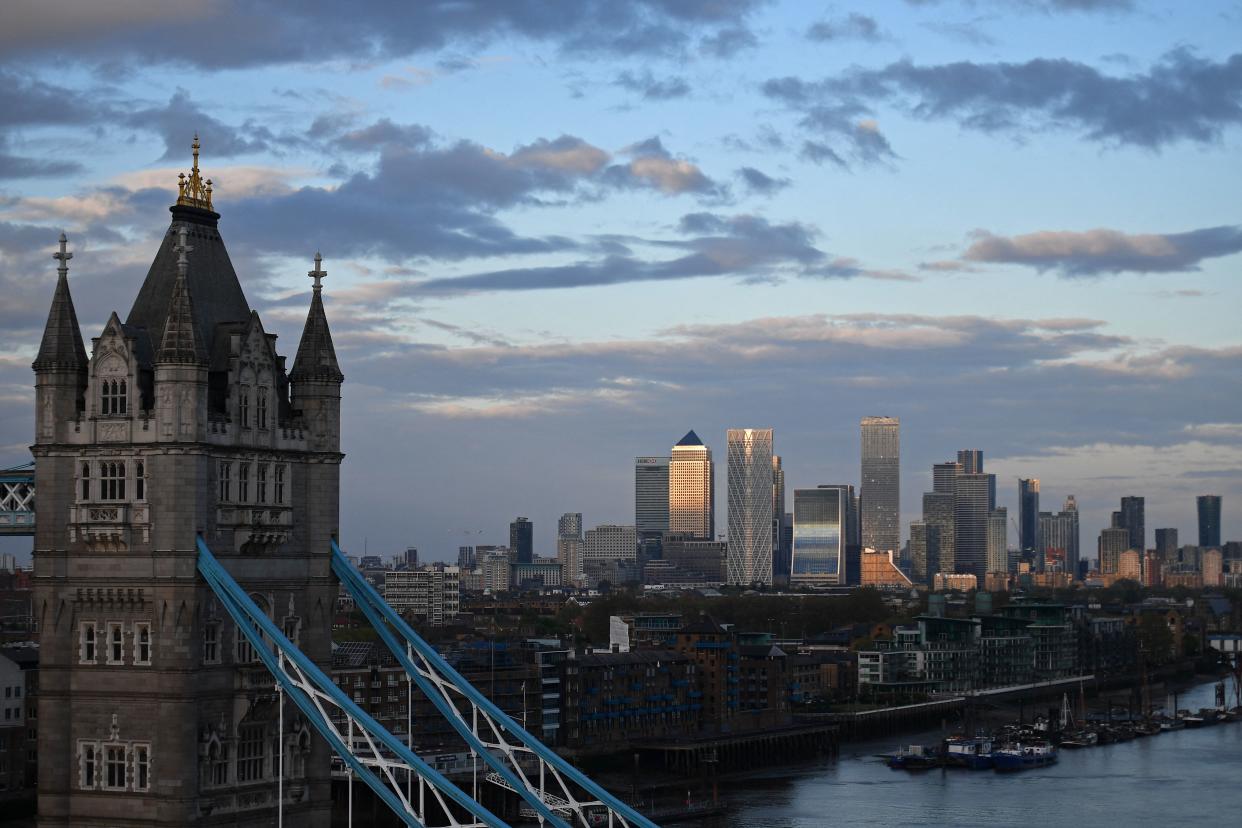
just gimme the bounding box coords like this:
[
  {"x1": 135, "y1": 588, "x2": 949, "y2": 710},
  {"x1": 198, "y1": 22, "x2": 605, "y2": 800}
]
[{"x1": 714, "y1": 680, "x2": 1241, "y2": 827}]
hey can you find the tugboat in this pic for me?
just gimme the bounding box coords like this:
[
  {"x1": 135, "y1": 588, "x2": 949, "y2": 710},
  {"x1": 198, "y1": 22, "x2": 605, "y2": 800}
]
[
  {"x1": 944, "y1": 736, "x2": 994, "y2": 769},
  {"x1": 993, "y1": 742, "x2": 1057, "y2": 772},
  {"x1": 885, "y1": 744, "x2": 943, "y2": 770}
]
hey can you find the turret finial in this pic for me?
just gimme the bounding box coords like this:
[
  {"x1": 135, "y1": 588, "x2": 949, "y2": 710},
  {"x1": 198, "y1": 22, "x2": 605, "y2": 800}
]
[
  {"x1": 53, "y1": 232, "x2": 73, "y2": 278},
  {"x1": 174, "y1": 225, "x2": 194, "y2": 275},
  {"x1": 309, "y1": 251, "x2": 326, "y2": 292},
  {"x1": 176, "y1": 134, "x2": 214, "y2": 210}
]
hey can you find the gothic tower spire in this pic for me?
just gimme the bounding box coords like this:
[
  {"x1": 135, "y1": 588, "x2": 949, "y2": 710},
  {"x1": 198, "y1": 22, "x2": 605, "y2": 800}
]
[
  {"x1": 156, "y1": 226, "x2": 205, "y2": 364},
  {"x1": 290, "y1": 252, "x2": 343, "y2": 385},
  {"x1": 33, "y1": 232, "x2": 88, "y2": 372}
]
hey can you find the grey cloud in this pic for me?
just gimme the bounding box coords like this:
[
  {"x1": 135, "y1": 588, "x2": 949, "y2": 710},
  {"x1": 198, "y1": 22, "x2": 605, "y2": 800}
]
[
  {"x1": 961, "y1": 225, "x2": 1242, "y2": 276},
  {"x1": 806, "y1": 13, "x2": 883, "y2": 43},
  {"x1": 124, "y1": 89, "x2": 275, "y2": 160},
  {"x1": 614, "y1": 71, "x2": 691, "y2": 100},
  {"x1": 699, "y1": 26, "x2": 759, "y2": 58},
  {"x1": 904, "y1": 0, "x2": 1132, "y2": 11},
  {"x1": 765, "y1": 50, "x2": 1242, "y2": 157},
  {"x1": 736, "y1": 166, "x2": 791, "y2": 195},
  {"x1": 0, "y1": 1, "x2": 765, "y2": 69}
]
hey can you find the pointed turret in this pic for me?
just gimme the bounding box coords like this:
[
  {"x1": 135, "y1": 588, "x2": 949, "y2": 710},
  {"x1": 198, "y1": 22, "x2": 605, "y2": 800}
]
[
  {"x1": 33, "y1": 233, "x2": 88, "y2": 373},
  {"x1": 157, "y1": 226, "x2": 206, "y2": 364},
  {"x1": 290, "y1": 252, "x2": 344, "y2": 385}
]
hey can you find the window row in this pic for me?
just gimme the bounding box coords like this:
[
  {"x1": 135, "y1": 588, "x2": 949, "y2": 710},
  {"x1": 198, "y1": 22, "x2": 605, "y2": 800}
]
[
  {"x1": 99, "y1": 379, "x2": 128, "y2": 416},
  {"x1": 79, "y1": 741, "x2": 149, "y2": 792},
  {"x1": 79, "y1": 459, "x2": 145, "y2": 502},
  {"x1": 217, "y1": 461, "x2": 287, "y2": 505},
  {"x1": 79, "y1": 622, "x2": 152, "y2": 666},
  {"x1": 237, "y1": 386, "x2": 271, "y2": 430},
  {"x1": 201, "y1": 616, "x2": 300, "y2": 666}
]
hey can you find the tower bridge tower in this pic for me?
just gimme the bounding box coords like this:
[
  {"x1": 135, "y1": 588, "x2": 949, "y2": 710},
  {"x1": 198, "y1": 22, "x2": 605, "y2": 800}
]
[{"x1": 32, "y1": 139, "x2": 341, "y2": 827}]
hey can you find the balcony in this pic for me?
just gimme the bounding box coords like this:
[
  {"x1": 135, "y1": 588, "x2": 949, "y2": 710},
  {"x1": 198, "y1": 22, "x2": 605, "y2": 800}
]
[
  {"x1": 69, "y1": 502, "x2": 150, "y2": 550},
  {"x1": 216, "y1": 505, "x2": 293, "y2": 553}
]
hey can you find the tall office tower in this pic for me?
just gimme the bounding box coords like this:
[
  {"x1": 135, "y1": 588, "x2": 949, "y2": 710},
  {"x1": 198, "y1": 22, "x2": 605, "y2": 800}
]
[
  {"x1": 1038, "y1": 510, "x2": 1077, "y2": 573},
  {"x1": 1111, "y1": 511, "x2": 1123, "y2": 528},
  {"x1": 635, "y1": 456, "x2": 670, "y2": 559},
  {"x1": 1062, "y1": 495, "x2": 1080, "y2": 577},
  {"x1": 1119, "y1": 496, "x2": 1144, "y2": 553},
  {"x1": 31, "y1": 149, "x2": 337, "y2": 825},
  {"x1": 404, "y1": 547, "x2": 419, "y2": 568},
  {"x1": 922, "y1": 491, "x2": 956, "y2": 574},
  {"x1": 771, "y1": 455, "x2": 787, "y2": 579},
  {"x1": 932, "y1": 461, "x2": 962, "y2": 494},
  {"x1": 909, "y1": 522, "x2": 940, "y2": 586},
  {"x1": 457, "y1": 545, "x2": 477, "y2": 569},
  {"x1": 1198, "y1": 495, "x2": 1222, "y2": 548},
  {"x1": 510, "y1": 516, "x2": 533, "y2": 564},
  {"x1": 860, "y1": 416, "x2": 900, "y2": 554},
  {"x1": 790, "y1": 487, "x2": 846, "y2": 586},
  {"x1": 1018, "y1": 478, "x2": 1040, "y2": 556},
  {"x1": 986, "y1": 508, "x2": 1009, "y2": 574},
  {"x1": 957, "y1": 449, "x2": 983, "y2": 475},
  {"x1": 557, "y1": 512, "x2": 584, "y2": 584},
  {"x1": 583, "y1": 524, "x2": 638, "y2": 561},
  {"x1": 954, "y1": 470, "x2": 996, "y2": 577},
  {"x1": 726, "y1": 428, "x2": 774, "y2": 586},
  {"x1": 1155, "y1": 528, "x2": 1179, "y2": 563},
  {"x1": 1099, "y1": 526, "x2": 1130, "y2": 574},
  {"x1": 669, "y1": 430, "x2": 714, "y2": 539}
]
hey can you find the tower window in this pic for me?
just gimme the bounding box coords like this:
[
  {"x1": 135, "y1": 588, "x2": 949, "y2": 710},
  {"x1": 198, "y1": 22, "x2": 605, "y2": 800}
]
[
  {"x1": 257, "y1": 388, "x2": 268, "y2": 429},
  {"x1": 80, "y1": 742, "x2": 99, "y2": 789},
  {"x1": 256, "y1": 464, "x2": 267, "y2": 504},
  {"x1": 237, "y1": 725, "x2": 266, "y2": 782},
  {"x1": 107, "y1": 622, "x2": 124, "y2": 664},
  {"x1": 239, "y1": 387, "x2": 250, "y2": 428},
  {"x1": 133, "y1": 744, "x2": 150, "y2": 791},
  {"x1": 135, "y1": 461, "x2": 145, "y2": 501},
  {"x1": 100, "y1": 461, "x2": 126, "y2": 500},
  {"x1": 80, "y1": 623, "x2": 97, "y2": 663},
  {"x1": 274, "y1": 465, "x2": 286, "y2": 504},
  {"x1": 104, "y1": 744, "x2": 127, "y2": 790},
  {"x1": 100, "y1": 379, "x2": 127, "y2": 415},
  {"x1": 203, "y1": 622, "x2": 220, "y2": 664},
  {"x1": 238, "y1": 463, "x2": 250, "y2": 502},
  {"x1": 209, "y1": 742, "x2": 229, "y2": 786},
  {"x1": 218, "y1": 461, "x2": 232, "y2": 502},
  {"x1": 134, "y1": 622, "x2": 152, "y2": 665},
  {"x1": 80, "y1": 462, "x2": 91, "y2": 501}
]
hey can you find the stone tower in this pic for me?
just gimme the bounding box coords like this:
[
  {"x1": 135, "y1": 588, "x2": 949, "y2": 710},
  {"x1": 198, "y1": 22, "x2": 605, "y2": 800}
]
[{"x1": 32, "y1": 139, "x2": 342, "y2": 826}]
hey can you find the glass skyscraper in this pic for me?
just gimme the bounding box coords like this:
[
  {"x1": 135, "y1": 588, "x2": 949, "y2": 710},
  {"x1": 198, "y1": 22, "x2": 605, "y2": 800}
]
[
  {"x1": 791, "y1": 486, "x2": 846, "y2": 585},
  {"x1": 726, "y1": 428, "x2": 774, "y2": 586},
  {"x1": 669, "y1": 430, "x2": 714, "y2": 539},
  {"x1": 634, "y1": 455, "x2": 670, "y2": 545},
  {"x1": 860, "y1": 416, "x2": 900, "y2": 554},
  {"x1": 510, "y1": 516, "x2": 533, "y2": 564},
  {"x1": 1198, "y1": 494, "x2": 1222, "y2": 548},
  {"x1": 1018, "y1": 478, "x2": 1040, "y2": 556}
]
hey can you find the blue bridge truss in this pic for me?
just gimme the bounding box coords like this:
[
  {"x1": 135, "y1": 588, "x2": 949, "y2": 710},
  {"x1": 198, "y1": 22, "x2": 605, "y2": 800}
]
[{"x1": 197, "y1": 536, "x2": 659, "y2": 828}]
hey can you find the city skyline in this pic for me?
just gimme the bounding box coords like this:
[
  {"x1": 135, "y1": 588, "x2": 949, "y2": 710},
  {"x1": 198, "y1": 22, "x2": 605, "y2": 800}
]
[{"x1": 1, "y1": 1, "x2": 1240, "y2": 563}]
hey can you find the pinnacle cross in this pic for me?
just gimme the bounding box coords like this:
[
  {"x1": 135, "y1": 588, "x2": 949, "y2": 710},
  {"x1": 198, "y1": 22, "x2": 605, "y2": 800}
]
[
  {"x1": 309, "y1": 251, "x2": 326, "y2": 292},
  {"x1": 174, "y1": 225, "x2": 194, "y2": 275},
  {"x1": 53, "y1": 232, "x2": 72, "y2": 277}
]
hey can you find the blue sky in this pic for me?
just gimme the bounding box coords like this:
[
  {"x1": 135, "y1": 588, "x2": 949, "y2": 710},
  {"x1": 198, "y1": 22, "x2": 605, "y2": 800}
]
[{"x1": 1, "y1": 0, "x2": 1240, "y2": 562}]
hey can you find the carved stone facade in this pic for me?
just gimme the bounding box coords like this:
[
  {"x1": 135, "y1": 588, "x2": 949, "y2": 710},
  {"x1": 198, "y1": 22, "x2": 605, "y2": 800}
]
[{"x1": 32, "y1": 159, "x2": 342, "y2": 826}]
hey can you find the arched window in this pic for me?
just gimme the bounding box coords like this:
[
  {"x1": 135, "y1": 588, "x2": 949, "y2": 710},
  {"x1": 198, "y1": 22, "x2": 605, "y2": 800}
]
[
  {"x1": 256, "y1": 387, "x2": 268, "y2": 429},
  {"x1": 81, "y1": 462, "x2": 91, "y2": 501},
  {"x1": 238, "y1": 463, "x2": 250, "y2": 502},
  {"x1": 256, "y1": 464, "x2": 267, "y2": 504},
  {"x1": 135, "y1": 461, "x2": 145, "y2": 501},
  {"x1": 274, "y1": 465, "x2": 286, "y2": 504},
  {"x1": 101, "y1": 462, "x2": 126, "y2": 500},
  {"x1": 239, "y1": 386, "x2": 251, "y2": 428}
]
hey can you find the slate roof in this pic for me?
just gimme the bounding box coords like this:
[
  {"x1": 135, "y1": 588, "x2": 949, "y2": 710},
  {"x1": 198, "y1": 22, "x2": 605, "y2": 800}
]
[
  {"x1": 33, "y1": 267, "x2": 87, "y2": 372},
  {"x1": 290, "y1": 287, "x2": 343, "y2": 383}
]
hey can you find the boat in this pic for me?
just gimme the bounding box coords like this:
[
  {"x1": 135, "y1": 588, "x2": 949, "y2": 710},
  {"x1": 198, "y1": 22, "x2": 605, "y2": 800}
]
[
  {"x1": 993, "y1": 742, "x2": 1057, "y2": 772},
  {"x1": 886, "y1": 744, "x2": 943, "y2": 770},
  {"x1": 1159, "y1": 716, "x2": 1185, "y2": 732},
  {"x1": 1059, "y1": 730, "x2": 1098, "y2": 749},
  {"x1": 944, "y1": 736, "x2": 994, "y2": 769}
]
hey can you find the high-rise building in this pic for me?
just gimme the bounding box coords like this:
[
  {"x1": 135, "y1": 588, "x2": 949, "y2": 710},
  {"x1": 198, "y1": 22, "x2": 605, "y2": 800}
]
[
  {"x1": 932, "y1": 461, "x2": 962, "y2": 494},
  {"x1": 457, "y1": 545, "x2": 477, "y2": 569},
  {"x1": 922, "y1": 491, "x2": 956, "y2": 575},
  {"x1": 726, "y1": 428, "x2": 774, "y2": 586},
  {"x1": 908, "y1": 521, "x2": 939, "y2": 586},
  {"x1": 1202, "y1": 547, "x2": 1224, "y2": 587},
  {"x1": 31, "y1": 149, "x2": 338, "y2": 825},
  {"x1": 860, "y1": 416, "x2": 900, "y2": 554},
  {"x1": 557, "y1": 512, "x2": 584, "y2": 585},
  {"x1": 509, "y1": 516, "x2": 533, "y2": 564},
  {"x1": 1018, "y1": 478, "x2": 1040, "y2": 556},
  {"x1": 1198, "y1": 495, "x2": 1222, "y2": 548},
  {"x1": 669, "y1": 430, "x2": 714, "y2": 539},
  {"x1": 1062, "y1": 495, "x2": 1080, "y2": 577},
  {"x1": 986, "y1": 508, "x2": 1009, "y2": 574},
  {"x1": 1039, "y1": 510, "x2": 1078, "y2": 573},
  {"x1": 954, "y1": 465, "x2": 995, "y2": 578},
  {"x1": 584, "y1": 524, "x2": 638, "y2": 562},
  {"x1": 1155, "y1": 528, "x2": 1179, "y2": 563},
  {"x1": 1119, "y1": 496, "x2": 1145, "y2": 554},
  {"x1": 771, "y1": 455, "x2": 787, "y2": 580},
  {"x1": 1099, "y1": 527, "x2": 1130, "y2": 574},
  {"x1": 791, "y1": 486, "x2": 846, "y2": 586},
  {"x1": 957, "y1": 449, "x2": 983, "y2": 475},
  {"x1": 635, "y1": 456, "x2": 670, "y2": 544},
  {"x1": 403, "y1": 547, "x2": 419, "y2": 568}
]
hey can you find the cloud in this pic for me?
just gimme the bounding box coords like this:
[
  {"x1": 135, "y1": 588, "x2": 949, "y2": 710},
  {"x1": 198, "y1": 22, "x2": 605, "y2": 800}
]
[
  {"x1": 123, "y1": 89, "x2": 276, "y2": 160},
  {"x1": 806, "y1": 13, "x2": 884, "y2": 43},
  {"x1": 764, "y1": 50, "x2": 1242, "y2": 157},
  {"x1": 604, "y1": 137, "x2": 721, "y2": 195},
  {"x1": 961, "y1": 225, "x2": 1242, "y2": 275},
  {"x1": 614, "y1": 71, "x2": 691, "y2": 100},
  {"x1": 904, "y1": 0, "x2": 1133, "y2": 11},
  {"x1": 0, "y1": 0, "x2": 765, "y2": 69},
  {"x1": 736, "y1": 166, "x2": 791, "y2": 196}
]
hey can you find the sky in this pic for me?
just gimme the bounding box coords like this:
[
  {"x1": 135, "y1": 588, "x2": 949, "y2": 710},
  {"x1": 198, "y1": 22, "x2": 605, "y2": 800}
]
[{"x1": 1, "y1": 0, "x2": 1240, "y2": 564}]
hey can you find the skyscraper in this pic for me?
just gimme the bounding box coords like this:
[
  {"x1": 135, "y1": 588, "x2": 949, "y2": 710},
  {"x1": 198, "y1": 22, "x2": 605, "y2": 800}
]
[
  {"x1": 953, "y1": 454, "x2": 995, "y2": 578},
  {"x1": 771, "y1": 455, "x2": 788, "y2": 579},
  {"x1": 908, "y1": 521, "x2": 939, "y2": 586},
  {"x1": 987, "y1": 507, "x2": 1009, "y2": 574},
  {"x1": 557, "y1": 512, "x2": 583, "y2": 584},
  {"x1": 791, "y1": 487, "x2": 846, "y2": 586},
  {"x1": 510, "y1": 516, "x2": 533, "y2": 564},
  {"x1": 1099, "y1": 526, "x2": 1130, "y2": 574},
  {"x1": 932, "y1": 461, "x2": 962, "y2": 494},
  {"x1": 1155, "y1": 527, "x2": 1179, "y2": 563},
  {"x1": 1198, "y1": 495, "x2": 1222, "y2": 548},
  {"x1": 1119, "y1": 496, "x2": 1145, "y2": 553},
  {"x1": 1039, "y1": 509, "x2": 1078, "y2": 573},
  {"x1": 922, "y1": 491, "x2": 956, "y2": 575},
  {"x1": 1018, "y1": 478, "x2": 1040, "y2": 556},
  {"x1": 860, "y1": 416, "x2": 900, "y2": 554},
  {"x1": 669, "y1": 430, "x2": 714, "y2": 539},
  {"x1": 726, "y1": 428, "x2": 774, "y2": 586},
  {"x1": 1062, "y1": 495, "x2": 1081, "y2": 577},
  {"x1": 635, "y1": 455, "x2": 670, "y2": 552}
]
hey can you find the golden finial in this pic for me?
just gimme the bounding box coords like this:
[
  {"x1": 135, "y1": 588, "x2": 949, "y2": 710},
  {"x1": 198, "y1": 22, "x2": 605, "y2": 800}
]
[{"x1": 176, "y1": 133, "x2": 214, "y2": 210}]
